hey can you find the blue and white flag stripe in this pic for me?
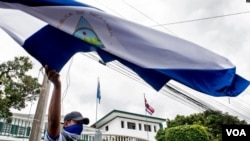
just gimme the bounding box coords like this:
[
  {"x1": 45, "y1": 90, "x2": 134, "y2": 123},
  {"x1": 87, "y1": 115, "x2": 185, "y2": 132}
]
[{"x1": 0, "y1": 0, "x2": 249, "y2": 97}]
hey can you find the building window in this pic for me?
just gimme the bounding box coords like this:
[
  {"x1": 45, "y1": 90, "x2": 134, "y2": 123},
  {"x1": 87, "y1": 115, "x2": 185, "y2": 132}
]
[
  {"x1": 2, "y1": 124, "x2": 11, "y2": 134},
  {"x1": 105, "y1": 126, "x2": 109, "y2": 131},
  {"x1": 139, "y1": 123, "x2": 142, "y2": 130},
  {"x1": 127, "y1": 122, "x2": 136, "y2": 130},
  {"x1": 121, "y1": 121, "x2": 124, "y2": 128},
  {"x1": 144, "y1": 124, "x2": 151, "y2": 132},
  {"x1": 18, "y1": 126, "x2": 25, "y2": 136},
  {"x1": 154, "y1": 125, "x2": 157, "y2": 132}
]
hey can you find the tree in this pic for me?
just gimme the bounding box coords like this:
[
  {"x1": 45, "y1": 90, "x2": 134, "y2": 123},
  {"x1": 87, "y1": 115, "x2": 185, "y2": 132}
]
[
  {"x1": 0, "y1": 56, "x2": 41, "y2": 123},
  {"x1": 156, "y1": 110, "x2": 248, "y2": 141},
  {"x1": 155, "y1": 129, "x2": 166, "y2": 141},
  {"x1": 165, "y1": 124, "x2": 209, "y2": 141},
  {"x1": 202, "y1": 110, "x2": 247, "y2": 140}
]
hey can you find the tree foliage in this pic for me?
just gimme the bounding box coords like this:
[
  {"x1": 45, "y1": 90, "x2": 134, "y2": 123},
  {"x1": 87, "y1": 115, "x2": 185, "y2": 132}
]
[
  {"x1": 165, "y1": 124, "x2": 209, "y2": 141},
  {"x1": 155, "y1": 129, "x2": 166, "y2": 141},
  {"x1": 156, "y1": 110, "x2": 248, "y2": 141},
  {"x1": 0, "y1": 56, "x2": 41, "y2": 122}
]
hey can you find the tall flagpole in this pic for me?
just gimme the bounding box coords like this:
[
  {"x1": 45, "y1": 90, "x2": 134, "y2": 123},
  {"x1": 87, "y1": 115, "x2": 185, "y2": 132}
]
[
  {"x1": 29, "y1": 72, "x2": 50, "y2": 141},
  {"x1": 144, "y1": 93, "x2": 149, "y2": 141},
  {"x1": 94, "y1": 77, "x2": 102, "y2": 141},
  {"x1": 95, "y1": 93, "x2": 98, "y2": 123}
]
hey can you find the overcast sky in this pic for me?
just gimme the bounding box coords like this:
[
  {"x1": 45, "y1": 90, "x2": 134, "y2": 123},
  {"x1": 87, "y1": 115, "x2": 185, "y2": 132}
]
[{"x1": 1, "y1": 0, "x2": 250, "y2": 125}]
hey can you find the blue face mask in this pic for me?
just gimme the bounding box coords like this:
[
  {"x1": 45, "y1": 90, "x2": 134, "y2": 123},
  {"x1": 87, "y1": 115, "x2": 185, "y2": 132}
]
[{"x1": 64, "y1": 124, "x2": 83, "y2": 135}]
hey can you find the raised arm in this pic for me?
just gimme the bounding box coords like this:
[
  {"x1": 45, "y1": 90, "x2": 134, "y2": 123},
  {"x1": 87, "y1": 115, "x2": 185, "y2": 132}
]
[{"x1": 45, "y1": 65, "x2": 62, "y2": 139}]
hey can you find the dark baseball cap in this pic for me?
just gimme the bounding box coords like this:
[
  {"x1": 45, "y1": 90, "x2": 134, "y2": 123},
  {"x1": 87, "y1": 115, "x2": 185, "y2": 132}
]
[{"x1": 63, "y1": 111, "x2": 89, "y2": 125}]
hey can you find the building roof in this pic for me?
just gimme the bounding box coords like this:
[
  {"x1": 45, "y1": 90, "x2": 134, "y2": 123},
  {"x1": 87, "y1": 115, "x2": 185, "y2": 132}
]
[{"x1": 91, "y1": 109, "x2": 166, "y2": 128}]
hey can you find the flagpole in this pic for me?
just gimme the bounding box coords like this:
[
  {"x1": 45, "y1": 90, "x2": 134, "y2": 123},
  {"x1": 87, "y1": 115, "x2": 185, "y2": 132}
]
[
  {"x1": 29, "y1": 72, "x2": 50, "y2": 141},
  {"x1": 144, "y1": 93, "x2": 149, "y2": 141},
  {"x1": 94, "y1": 77, "x2": 102, "y2": 141},
  {"x1": 95, "y1": 96, "x2": 98, "y2": 123}
]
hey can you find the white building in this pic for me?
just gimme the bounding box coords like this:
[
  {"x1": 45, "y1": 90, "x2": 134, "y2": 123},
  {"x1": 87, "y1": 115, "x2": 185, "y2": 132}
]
[
  {"x1": 0, "y1": 109, "x2": 166, "y2": 141},
  {"x1": 91, "y1": 109, "x2": 166, "y2": 141},
  {"x1": 0, "y1": 113, "x2": 34, "y2": 141}
]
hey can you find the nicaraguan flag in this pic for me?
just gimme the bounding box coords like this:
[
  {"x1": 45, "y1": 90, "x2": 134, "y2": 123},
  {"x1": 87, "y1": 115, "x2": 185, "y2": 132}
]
[{"x1": 0, "y1": 0, "x2": 249, "y2": 97}]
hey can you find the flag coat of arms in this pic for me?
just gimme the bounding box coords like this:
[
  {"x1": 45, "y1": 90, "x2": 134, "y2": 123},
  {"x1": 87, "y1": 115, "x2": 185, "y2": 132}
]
[{"x1": 0, "y1": 0, "x2": 249, "y2": 97}]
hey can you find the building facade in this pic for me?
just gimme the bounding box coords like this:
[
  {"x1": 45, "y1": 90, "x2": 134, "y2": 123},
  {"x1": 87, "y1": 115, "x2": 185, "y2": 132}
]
[
  {"x1": 0, "y1": 113, "x2": 33, "y2": 139},
  {"x1": 92, "y1": 110, "x2": 166, "y2": 141}
]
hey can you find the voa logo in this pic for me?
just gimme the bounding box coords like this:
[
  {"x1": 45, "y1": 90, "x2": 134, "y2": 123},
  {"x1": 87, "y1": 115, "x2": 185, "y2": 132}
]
[{"x1": 226, "y1": 129, "x2": 246, "y2": 136}]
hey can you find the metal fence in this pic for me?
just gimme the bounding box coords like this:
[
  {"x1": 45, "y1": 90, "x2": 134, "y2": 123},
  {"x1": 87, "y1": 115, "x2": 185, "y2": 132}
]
[{"x1": 0, "y1": 121, "x2": 148, "y2": 141}]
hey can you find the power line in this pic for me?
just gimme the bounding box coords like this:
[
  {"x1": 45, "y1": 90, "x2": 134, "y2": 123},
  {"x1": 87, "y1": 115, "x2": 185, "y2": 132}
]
[
  {"x1": 121, "y1": 0, "x2": 176, "y2": 35},
  {"x1": 94, "y1": 0, "x2": 125, "y2": 18},
  {"x1": 151, "y1": 10, "x2": 250, "y2": 26},
  {"x1": 116, "y1": 1, "x2": 250, "y2": 31}
]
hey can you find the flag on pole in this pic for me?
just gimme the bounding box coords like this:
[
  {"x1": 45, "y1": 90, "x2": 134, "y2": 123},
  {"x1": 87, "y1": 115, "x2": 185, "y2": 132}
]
[
  {"x1": 0, "y1": 0, "x2": 249, "y2": 97},
  {"x1": 144, "y1": 96, "x2": 155, "y2": 115},
  {"x1": 96, "y1": 78, "x2": 101, "y2": 104}
]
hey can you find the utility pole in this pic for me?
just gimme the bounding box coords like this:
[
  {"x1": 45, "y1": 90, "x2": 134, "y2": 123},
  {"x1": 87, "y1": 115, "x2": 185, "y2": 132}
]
[{"x1": 29, "y1": 73, "x2": 51, "y2": 141}]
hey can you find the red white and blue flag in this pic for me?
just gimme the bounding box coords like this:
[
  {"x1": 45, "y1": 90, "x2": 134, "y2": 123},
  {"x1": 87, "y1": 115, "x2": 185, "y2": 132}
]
[
  {"x1": 145, "y1": 97, "x2": 155, "y2": 115},
  {"x1": 0, "y1": 0, "x2": 249, "y2": 97}
]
